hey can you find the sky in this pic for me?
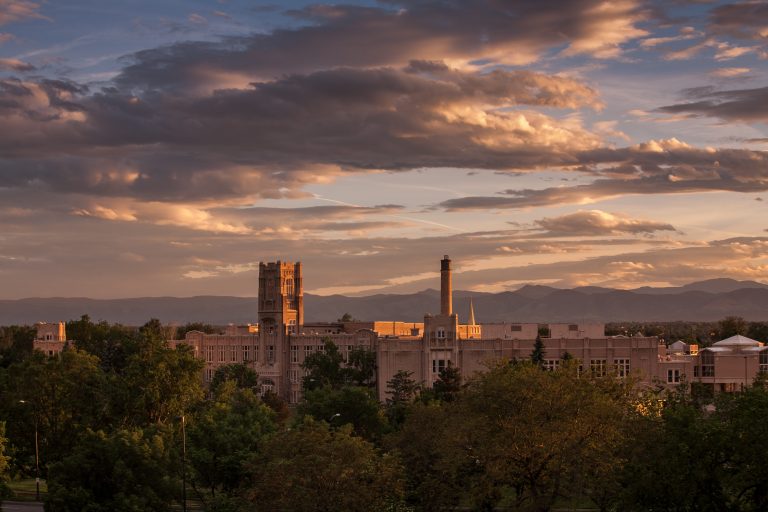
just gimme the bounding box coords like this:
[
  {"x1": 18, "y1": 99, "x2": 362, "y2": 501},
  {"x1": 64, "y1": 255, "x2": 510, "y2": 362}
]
[{"x1": 0, "y1": 0, "x2": 767, "y2": 299}]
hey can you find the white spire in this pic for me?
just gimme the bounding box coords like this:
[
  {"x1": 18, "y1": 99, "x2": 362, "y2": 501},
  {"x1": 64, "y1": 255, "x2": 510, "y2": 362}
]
[{"x1": 468, "y1": 297, "x2": 476, "y2": 325}]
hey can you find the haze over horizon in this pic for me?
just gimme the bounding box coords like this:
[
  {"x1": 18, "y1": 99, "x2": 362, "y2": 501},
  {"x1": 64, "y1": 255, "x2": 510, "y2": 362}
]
[{"x1": 1, "y1": 0, "x2": 767, "y2": 299}]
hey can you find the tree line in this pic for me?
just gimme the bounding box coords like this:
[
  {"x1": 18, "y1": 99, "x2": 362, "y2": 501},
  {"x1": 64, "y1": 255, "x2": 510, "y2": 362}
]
[{"x1": 1, "y1": 316, "x2": 768, "y2": 510}]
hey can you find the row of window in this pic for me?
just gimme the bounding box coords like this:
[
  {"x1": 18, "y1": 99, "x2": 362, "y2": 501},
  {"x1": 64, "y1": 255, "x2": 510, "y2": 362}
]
[
  {"x1": 204, "y1": 345, "x2": 275, "y2": 363},
  {"x1": 290, "y1": 344, "x2": 361, "y2": 363}
]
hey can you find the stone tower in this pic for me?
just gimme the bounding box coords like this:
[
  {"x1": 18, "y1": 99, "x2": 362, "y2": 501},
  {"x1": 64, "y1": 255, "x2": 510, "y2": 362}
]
[
  {"x1": 257, "y1": 261, "x2": 303, "y2": 399},
  {"x1": 258, "y1": 260, "x2": 303, "y2": 333}
]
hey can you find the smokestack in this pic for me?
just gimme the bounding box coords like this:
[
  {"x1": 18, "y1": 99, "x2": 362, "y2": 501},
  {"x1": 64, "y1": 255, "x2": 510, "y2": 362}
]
[{"x1": 441, "y1": 255, "x2": 452, "y2": 316}]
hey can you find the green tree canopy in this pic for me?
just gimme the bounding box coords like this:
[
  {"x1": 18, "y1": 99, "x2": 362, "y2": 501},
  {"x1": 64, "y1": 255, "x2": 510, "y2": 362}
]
[
  {"x1": 242, "y1": 420, "x2": 404, "y2": 512},
  {"x1": 298, "y1": 386, "x2": 388, "y2": 442},
  {"x1": 46, "y1": 428, "x2": 177, "y2": 512},
  {"x1": 210, "y1": 363, "x2": 259, "y2": 397},
  {"x1": 301, "y1": 339, "x2": 376, "y2": 390},
  {"x1": 188, "y1": 388, "x2": 275, "y2": 504}
]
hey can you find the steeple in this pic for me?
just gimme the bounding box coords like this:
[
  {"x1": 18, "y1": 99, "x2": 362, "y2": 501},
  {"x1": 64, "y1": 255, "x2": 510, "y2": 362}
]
[{"x1": 468, "y1": 297, "x2": 476, "y2": 326}]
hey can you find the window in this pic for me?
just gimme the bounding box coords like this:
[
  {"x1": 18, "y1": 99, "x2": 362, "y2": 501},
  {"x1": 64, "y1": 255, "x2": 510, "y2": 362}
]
[
  {"x1": 318, "y1": 343, "x2": 325, "y2": 353},
  {"x1": 291, "y1": 390, "x2": 299, "y2": 404},
  {"x1": 291, "y1": 345, "x2": 298, "y2": 363},
  {"x1": 285, "y1": 278, "x2": 294, "y2": 298},
  {"x1": 205, "y1": 368, "x2": 213, "y2": 382},
  {"x1": 219, "y1": 346, "x2": 226, "y2": 362},
  {"x1": 590, "y1": 359, "x2": 607, "y2": 377},
  {"x1": 760, "y1": 351, "x2": 768, "y2": 373},
  {"x1": 694, "y1": 365, "x2": 699, "y2": 377},
  {"x1": 287, "y1": 319, "x2": 296, "y2": 334},
  {"x1": 290, "y1": 369, "x2": 298, "y2": 383},
  {"x1": 436, "y1": 328, "x2": 446, "y2": 340},
  {"x1": 267, "y1": 345, "x2": 275, "y2": 363},
  {"x1": 242, "y1": 345, "x2": 250, "y2": 362},
  {"x1": 206, "y1": 346, "x2": 214, "y2": 363},
  {"x1": 304, "y1": 345, "x2": 313, "y2": 358},
  {"x1": 510, "y1": 325, "x2": 522, "y2": 332},
  {"x1": 543, "y1": 360, "x2": 560, "y2": 371},
  {"x1": 569, "y1": 324, "x2": 579, "y2": 331},
  {"x1": 701, "y1": 351, "x2": 715, "y2": 377},
  {"x1": 614, "y1": 359, "x2": 630, "y2": 378},
  {"x1": 230, "y1": 345, "x2": 237, "y2": 362},
  {"x1": 432, "y1": 359, "x2": 448, "y2": 374},
  {"x1": 260, "y1": 379, "x2": 274, "y2": 395},
  {"x1": 667, "y1": 369, "x2": 681, "y2": 384}
]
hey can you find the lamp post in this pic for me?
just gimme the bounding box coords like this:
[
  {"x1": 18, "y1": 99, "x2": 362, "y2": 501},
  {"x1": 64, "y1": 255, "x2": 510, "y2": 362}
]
[
  {"x1": 180, "y1": 414, "x2": 187, "y2": 512},
  {"x1": 18, "y1": 400, "x2": 40, "y2": 501},
  {"x1": 328, "y1": 413, "x2": 341, "y2": 425}
]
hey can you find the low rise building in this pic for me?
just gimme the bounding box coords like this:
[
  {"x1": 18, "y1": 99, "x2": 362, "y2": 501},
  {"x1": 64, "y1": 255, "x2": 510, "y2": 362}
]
[{"x1": 32, "y1": 257, "x2": 767, "y2": 402}]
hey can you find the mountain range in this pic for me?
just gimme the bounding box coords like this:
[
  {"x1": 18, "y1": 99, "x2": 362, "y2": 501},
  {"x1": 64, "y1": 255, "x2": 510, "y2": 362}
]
[{"x1": 2, "y1": 278, "x2": 768, "y2": 326}]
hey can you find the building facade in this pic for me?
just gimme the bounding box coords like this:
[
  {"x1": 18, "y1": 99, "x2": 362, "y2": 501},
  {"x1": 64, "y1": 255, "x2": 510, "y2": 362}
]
[{"x1": 33, "y1": 257, "x2": 768, "y2": 402}]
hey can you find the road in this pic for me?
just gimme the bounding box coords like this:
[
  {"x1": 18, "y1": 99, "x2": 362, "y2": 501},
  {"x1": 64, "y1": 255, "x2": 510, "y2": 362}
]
[{"x1": 2, "y1": 502, "x2": 43, "y2": 512}]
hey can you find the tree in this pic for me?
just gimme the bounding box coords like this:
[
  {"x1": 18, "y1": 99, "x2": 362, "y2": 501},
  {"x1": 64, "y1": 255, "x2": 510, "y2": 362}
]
[
  {"x1": 432, "y1": 363, "x2": 461, "y2": 403},
  {"x1": 1, "y1": 349, "x2": 109, "y2": 469},
  {"x1": 0, "y1": 422, "x2": 10, "y2": 503},
  {"x1": 619, "y1": 390, "x2": 728, "y2": 511},
  {"x1": 260, "y1": 390, "x2": 290, "y2": 424},
  {"x1": 187, "y1": 389, "x2": 275, "y2": 504},
  {"x1": 46, "y1": 428, "x2": 177, "y2": 512},
  {"x1": 385, "y1": 370, "x2": 420, "y2": 429},
  {"x1": 718, "y1": 316, "x2": 748, "y2": 339},
  {"x1": 438, "y1": 362, "x2": 634, "y2": 511},
  {"x1": 386, "y1": 370, "x2": 420, "y2": 405},
  {"x1": 109, "y1": 330, "x2": 204, "y2": 427},
  {"x1": 392, "y1": 403, "x2": 462, "y2": 511},
  {"x1": 298, "y1": 386, "x2": 387, "y2": 442},
  {"x1": 210, "y1": 364, "x2": 259, "y2": 396},
  {"x1": 301, "y1": 339, "x2": 346, "y2": 391},
  {"x1": 346, "y1": 347, "x2": 376, "y2": 387},
  {"x1": 530, "y1": 334, "x2": 545, "y2": 366},
  {"x1": 301, "y1": 339, "x2": 376, "y2": 390},
  {"x1": 747, "y1": 321, "x2": 768, "y2": 343},
  {"x1": 337, "y1": 313, "x2": 356, "y2": 322},
  {"x1": 242, "y1": 420, "x2": 404, "y2": 512}
]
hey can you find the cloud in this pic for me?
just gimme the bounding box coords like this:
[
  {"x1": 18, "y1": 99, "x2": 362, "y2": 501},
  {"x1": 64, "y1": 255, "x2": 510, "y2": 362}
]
[
  {"x1": 114, "y1": 0, "x2": 649, "y2": 92},
  {"x1": 0, "y1": 57, "x2": 34, "y2": 71},
  {"x1": 707, "y1": 1, "x2": 768, "y2": 43},
  {"x1": 0, "y1": 0, "x2": 45, "y2": 25},
  {"x1": 0, "y1": 66, "x2": 602, "y2": 203},
  {"x1": 534, "y1": 210, "x2": 676, "y2": 236},
  {"x1": 187, "y1": 13, "x2": 207, "y2": 25},
  {"x1": 710, "y1": 67, "x2": 750, "y2": 77},
  {"x1": 658, "y1": 85, "x2": 768, "y2": 122},
  {"x1": 0, "y1": 32, "x2": 14, "y2": 43},
  {"x1": 439, "y1": 139, "x2": 768, "y2": 210}
]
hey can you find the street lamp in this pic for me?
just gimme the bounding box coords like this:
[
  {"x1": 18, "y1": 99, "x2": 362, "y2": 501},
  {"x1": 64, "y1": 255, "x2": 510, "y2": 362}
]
[
  {"x1": 18, "y1": 400, "x2": 40, "y2": 501},
  {"x1": 180, "y1": 415, "x2": 187, "y2": 512},
  {"x1": 328, "y1": 413, "x2": 341, "y2": 425}
]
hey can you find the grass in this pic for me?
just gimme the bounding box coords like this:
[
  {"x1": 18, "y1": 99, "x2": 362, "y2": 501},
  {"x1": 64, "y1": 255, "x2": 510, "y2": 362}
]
[{"x1": 7, "y1": 478, "x2": 47, "y2": 501}]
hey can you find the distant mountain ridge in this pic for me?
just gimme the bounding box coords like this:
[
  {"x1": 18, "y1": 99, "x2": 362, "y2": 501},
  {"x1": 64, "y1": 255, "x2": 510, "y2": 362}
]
[{"x1": 1, "y1": 278, "x2": 767, "y2": 325}]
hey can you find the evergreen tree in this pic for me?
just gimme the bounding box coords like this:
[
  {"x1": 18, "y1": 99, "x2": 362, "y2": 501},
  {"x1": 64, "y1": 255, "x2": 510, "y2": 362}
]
[
  {"x1": 433, "y1": 364, "x2": 462, "y2": 403},
  {"x1": 531, "y1": 334, "x2": 545, "y2": 366}
]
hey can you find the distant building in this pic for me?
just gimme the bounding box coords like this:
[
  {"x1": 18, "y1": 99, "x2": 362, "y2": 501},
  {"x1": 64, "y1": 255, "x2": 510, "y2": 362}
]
[
  {"x1": 33, "y1": 258, "x2": 768, "y2": 401},
  {"x1": 33, "y1": 322, "x2": 68, "y2": 356}
]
